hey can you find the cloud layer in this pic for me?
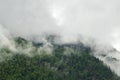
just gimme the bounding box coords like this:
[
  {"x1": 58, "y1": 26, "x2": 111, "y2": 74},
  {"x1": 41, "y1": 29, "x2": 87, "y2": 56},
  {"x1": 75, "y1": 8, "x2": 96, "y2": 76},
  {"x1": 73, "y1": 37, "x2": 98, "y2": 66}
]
[{"x1": 0, "y1": 0, "x2": 120, "y2": 50}]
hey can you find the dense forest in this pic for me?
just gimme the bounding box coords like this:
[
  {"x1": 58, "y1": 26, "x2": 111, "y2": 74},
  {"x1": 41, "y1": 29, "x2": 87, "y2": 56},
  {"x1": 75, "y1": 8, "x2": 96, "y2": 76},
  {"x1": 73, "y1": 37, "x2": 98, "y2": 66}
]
[{"x1": 0, "y1": 37, "x2": 119, "y2": 80}]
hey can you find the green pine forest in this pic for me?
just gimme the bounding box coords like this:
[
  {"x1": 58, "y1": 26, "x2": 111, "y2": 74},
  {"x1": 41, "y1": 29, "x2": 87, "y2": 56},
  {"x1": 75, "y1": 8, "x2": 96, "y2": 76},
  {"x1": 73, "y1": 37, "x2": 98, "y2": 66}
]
[{"x1": 0, "y1": 37, "x2": 120, "y2": 80}]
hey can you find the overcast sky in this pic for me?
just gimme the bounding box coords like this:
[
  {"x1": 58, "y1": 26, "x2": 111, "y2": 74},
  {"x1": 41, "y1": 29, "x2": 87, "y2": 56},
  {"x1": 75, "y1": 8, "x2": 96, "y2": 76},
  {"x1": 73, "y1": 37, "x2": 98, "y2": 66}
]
[{"x1": 0, "y1": 0, "x2": 120, "y2": 50}]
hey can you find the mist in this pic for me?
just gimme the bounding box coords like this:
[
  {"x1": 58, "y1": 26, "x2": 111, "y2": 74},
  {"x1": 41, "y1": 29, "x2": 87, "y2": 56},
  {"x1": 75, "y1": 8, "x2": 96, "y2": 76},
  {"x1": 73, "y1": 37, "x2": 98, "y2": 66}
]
[{"x1": 0, "y1": 0, "x2": 120, "y2": 76}]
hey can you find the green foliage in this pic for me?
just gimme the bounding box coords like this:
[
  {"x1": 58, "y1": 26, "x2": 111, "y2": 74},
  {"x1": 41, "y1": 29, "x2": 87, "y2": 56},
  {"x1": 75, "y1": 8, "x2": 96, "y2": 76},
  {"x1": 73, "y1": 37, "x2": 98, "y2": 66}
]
[
  {"x1": 14, "y1": 37, "x2": 28, "y2": 45},
  {"x1": 0, "y1": 38, "x2": 120, "y2": 80}
]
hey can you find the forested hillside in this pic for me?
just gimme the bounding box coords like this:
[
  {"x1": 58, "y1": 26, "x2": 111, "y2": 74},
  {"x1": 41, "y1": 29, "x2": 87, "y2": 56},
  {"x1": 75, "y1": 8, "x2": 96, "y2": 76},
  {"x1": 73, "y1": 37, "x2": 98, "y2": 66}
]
[{"x1": 0, "y1": 37, "x2": 119, "y2": 80}]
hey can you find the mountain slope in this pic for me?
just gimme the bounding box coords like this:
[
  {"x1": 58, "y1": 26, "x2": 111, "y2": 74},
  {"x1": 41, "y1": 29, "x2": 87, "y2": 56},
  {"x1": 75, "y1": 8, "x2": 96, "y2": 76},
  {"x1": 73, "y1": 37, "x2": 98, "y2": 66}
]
[{"x1": 0, "y1": 37, "x2": 119, "y2": 80}]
